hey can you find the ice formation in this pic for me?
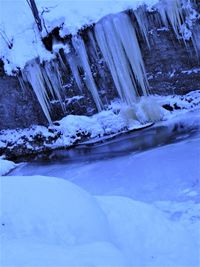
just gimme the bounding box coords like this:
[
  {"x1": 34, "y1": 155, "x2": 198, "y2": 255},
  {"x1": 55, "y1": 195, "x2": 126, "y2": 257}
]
[
  {"x1": 156, "y1": 0, "x2": 184, "y2": 39},
  {"x1": 21, "y1": 60, "x2": 64, "y2": 122},
  {"x1": 94, "y1": 13, "x2": 148, "y2": 106},
  {"x1": 16, "y1": 0, "x2": 200, "y2": 122},
  {"x1": 133, "y1": 6, "x2": 151, "y2": 49},
  {"x1": 72, "y1": 36, "x2": 103, "y2": 112}
]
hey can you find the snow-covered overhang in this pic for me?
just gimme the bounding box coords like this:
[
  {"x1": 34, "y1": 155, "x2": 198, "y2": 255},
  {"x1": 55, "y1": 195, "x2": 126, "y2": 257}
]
[{"x1": 0, "y1": 0, "x2": 159, "y2": 75}]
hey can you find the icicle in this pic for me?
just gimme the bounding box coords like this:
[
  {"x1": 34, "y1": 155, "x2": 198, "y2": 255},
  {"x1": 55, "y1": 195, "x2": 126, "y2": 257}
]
[
  {"x1": 43, "y1": 61, "x2": 65, "y2": 112},
  {"x1": 94, "y1": 13, "x2": 148, "y2": 106},
  {"x1": 112, "y1": 13, "x2": 148, "y2": 96},
  {"x1": 65, "y1": 52, "x2": 83, "y2": 92},
  {"x1": 22, "y1": 61, "x2": 52, "y2": 122},
  {"x1": 157, "y1": 0, "x2": 184, "y2": 39},
  {"x1": 21, "y1": 60, "x2": 64, "y2": 123},
  {"x1": 133, "y1": 6, "x2": 151, "y2": 49},
  {"x1": 191, "y1": 25, "x2": 200, "y2": 58},
  {"x1": 72, "y1": 36, "x2": 103, "y2": 111},
  {"x1": 18, "y1": 75, "x2": 27, "y2": 93},
  {"x1": 157, "y1": 0, "x2": 200, "y2": 57},
  {"x1": 87, "y1": 31, "x2": 99, "y2": 59}
]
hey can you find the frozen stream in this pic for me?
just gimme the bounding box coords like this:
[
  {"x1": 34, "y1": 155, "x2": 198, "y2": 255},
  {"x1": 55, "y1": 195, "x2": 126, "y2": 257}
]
[
  {"x1": 11, "y1": 110, "x2": 200, "y2": 204},
  {"x1": 5, "y1": 110, "x2": 200, "y2": 266}
]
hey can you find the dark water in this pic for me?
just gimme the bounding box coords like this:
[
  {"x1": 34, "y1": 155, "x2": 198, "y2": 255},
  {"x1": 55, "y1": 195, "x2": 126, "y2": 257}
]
[{"x1": 32, "y1": 117, "x2": 199, "y2": 164}]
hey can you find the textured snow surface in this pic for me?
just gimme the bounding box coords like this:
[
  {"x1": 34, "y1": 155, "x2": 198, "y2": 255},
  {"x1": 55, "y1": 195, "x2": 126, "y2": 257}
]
[
  {"x1": 0, "y1": 0, "x2": 158, "y2": 74},
  {"x1": 1, "y1": 175, "x2": 199, "y2": 266},
  {"x1": 0, "y1": 159, "x2": 16, "y2": 176}
]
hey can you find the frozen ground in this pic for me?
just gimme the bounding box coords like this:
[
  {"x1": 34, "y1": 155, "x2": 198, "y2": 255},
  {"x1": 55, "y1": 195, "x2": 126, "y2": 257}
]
[
  {"x1": 4, "y1": 108, "x2": 200, "y2": 266},
  {"x1": 11, "y1": 111, "x2": 200, "y2": 203}
]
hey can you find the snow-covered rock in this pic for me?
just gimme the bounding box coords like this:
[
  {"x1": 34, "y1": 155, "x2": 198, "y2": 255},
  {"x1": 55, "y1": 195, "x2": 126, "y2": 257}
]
[
  {"x1": 0, "y1": 159, "x2": 16, "y2": 175},
  {"x1": 0, "y1": 97, "x2": 166, "y2": 158}
]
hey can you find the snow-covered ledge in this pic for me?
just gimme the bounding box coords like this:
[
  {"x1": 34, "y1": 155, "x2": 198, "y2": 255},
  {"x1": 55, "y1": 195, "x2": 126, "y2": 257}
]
[{"x1": 1, "y1": 91, "x2": 200, "y2": 160}]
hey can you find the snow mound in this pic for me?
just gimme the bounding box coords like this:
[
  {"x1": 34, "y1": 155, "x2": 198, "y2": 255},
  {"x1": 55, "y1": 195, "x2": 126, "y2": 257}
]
[
  {"x1": 1, "y1": 176, "x2": 109, "y2": 245},
  {"x1": 97, "y1": 196, "x2": 199, "y2": 267},
  {"x1": 0, "y1": 175, "x2": 126, "y2": 266},
  {"x1": 1, "y1": 175, "x2": 199, "y2": 266},
  {"x1": 0, "y1": 159, "x2": 16, "y2": 176}
]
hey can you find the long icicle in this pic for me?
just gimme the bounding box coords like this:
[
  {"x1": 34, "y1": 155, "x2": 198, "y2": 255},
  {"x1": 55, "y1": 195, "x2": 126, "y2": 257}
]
[
  {"x1": 95, "y1": 13, "x2": 148, "y2": 106},
  {"x1": 72, "y1": 36, "x2": 103, "y2": 111}
]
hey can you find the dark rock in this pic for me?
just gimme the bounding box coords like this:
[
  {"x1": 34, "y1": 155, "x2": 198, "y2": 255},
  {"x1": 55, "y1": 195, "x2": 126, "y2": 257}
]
[{"x1": 162, "y1": 104, "x2": 173, "y2": 111}]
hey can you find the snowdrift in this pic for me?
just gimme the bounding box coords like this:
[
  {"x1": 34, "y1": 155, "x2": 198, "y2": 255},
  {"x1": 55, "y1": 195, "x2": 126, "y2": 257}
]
[{"x1": 1, "y1": 175, "x2": 199, "y2": 266}]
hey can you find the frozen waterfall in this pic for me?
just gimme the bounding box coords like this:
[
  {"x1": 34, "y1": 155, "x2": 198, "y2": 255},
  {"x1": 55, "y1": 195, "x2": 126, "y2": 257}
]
[{"x1": 18, "y1": 0, "x2": 199, "y2": 122}]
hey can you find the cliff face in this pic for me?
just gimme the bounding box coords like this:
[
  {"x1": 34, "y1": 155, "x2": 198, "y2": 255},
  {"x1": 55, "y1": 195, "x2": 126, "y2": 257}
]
[
  {"x1": 0, "y1": 61, "x2": 47, "y2": 129},
  {"x1": 1, "y1": 1, "x2": 200, "y2": 130}
]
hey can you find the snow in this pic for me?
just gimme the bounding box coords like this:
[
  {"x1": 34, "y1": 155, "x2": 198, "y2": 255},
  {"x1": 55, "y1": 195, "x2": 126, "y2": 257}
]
[
  {"x1": 0, "y1": 0, "x2": 54, "y2": 75},
  {"x1": 97, "y1": 196, "x2": 199, "y2": 266},
  {"x1": 12, "y1": 112, "x2": 200, "y2": 203},
  {"x1": 1, "y1": 90, "x2": 200, "y2": 155},
  {"x1": 0, "y1": 175, "x2": 127, "y2": 266},
  {"x1": 0, "y1": 0, "x2": 198, "y2": 78},
  {"x1": 0, "y1": 0, "x2": 158, "y2": 74},
  {"x1": 36, "y1": 0, "x2": 158, "y2": 36},
  {"x1": 0, "y1": 95, "x2": 167, "y2": 154},
  {"x1": 1, "y1": 96, "x2": 200, "y2": 266},
  {"x1": 0, "y1": 159, "x2": 16, "y2": 176},
  {"x1": 1, "y1": 175, "x2": 199, "y2": 266}
]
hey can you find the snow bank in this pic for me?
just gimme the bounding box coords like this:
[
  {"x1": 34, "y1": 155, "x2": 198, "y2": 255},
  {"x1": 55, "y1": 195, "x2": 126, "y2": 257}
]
[
  {"x1": 1, "y1": 90, "x2": 200, "y2": 158},
  {"x1": 57, "y1": 97, "x2": 166, "y2": 137},
  {"x1": 0, "y1": 175, "x2": 127, "y2": 266},
  {"x1": 0, "y1": 159, "x2": 16, "y2": 176},
  {"x1": 1, "y1": 176, "x2": 109, "y2": 244},
  {"x1": 156, "y1": 89, "x2": 200, "y2": 111},
  {"x1": 1, "y1": 175, "x2": 199, "y2": 266},
  {"x1": 0, "y1": 96, "x2": 166, "y2": 158}
]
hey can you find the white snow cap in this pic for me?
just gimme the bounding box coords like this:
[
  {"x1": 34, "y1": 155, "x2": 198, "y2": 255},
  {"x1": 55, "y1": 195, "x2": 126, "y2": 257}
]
[{"x1": 0, "y1": 0, "x2": 158, "y2": 74}]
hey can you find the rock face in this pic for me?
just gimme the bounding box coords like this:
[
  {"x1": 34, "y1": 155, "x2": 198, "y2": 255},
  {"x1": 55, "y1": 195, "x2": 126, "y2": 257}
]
[
  {"x1": 1, "y1": 3, "x2": 200, "y2": 130},
  {"x1": 0, "y1": 61, "x2": 48, "y2": 129}
]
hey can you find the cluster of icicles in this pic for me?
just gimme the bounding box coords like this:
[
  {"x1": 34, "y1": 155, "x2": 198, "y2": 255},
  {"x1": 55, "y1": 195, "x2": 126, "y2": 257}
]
[{"x1": 20, "y1": 0, "x2": 198, "y2": 122}]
